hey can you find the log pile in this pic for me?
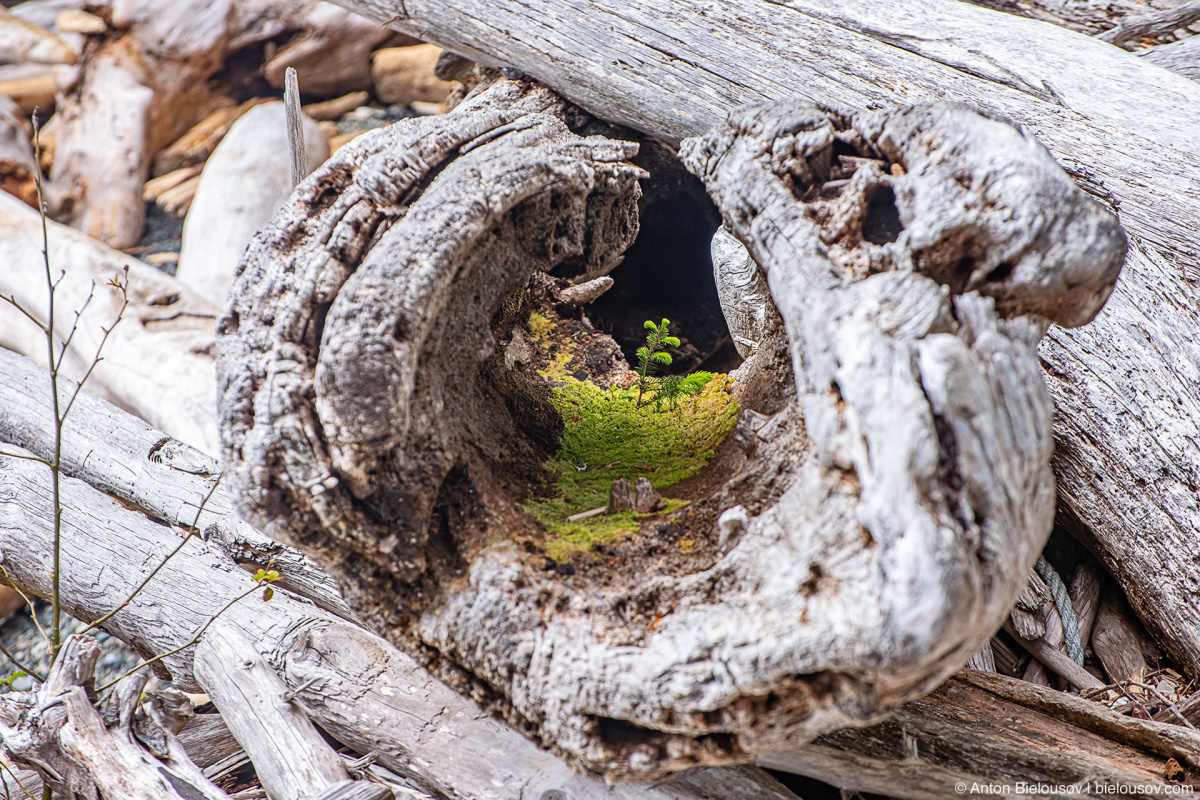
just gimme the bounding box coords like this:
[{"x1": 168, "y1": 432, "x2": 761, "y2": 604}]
[{"x1": 0, "y1": 0, "x2": 1198, "y2": 798}]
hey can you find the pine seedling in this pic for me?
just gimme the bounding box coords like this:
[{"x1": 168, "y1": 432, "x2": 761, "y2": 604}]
[
  {"x1": 636, "y1": 318, "x2": 680, "y2": 406},
  {"x1": 652, "y1": 371, "x2": 715, "y2": 413}
]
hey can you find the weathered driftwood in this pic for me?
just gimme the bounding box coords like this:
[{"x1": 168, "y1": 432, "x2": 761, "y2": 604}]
[
  {"x1": 263, "y1": 3, "x2": 397, "y2": 97},
  {"x1": 0, "y1": 190, "x2": 220, "y2": 453},
  {"x1": 151, "y1": 98, "x2": 267, "y2": 177},
  {"x1": 764, "y1": 669, "x2": 1200, "y2": 799},
  {"x1": 0, "y1": 6, "x2": 74, "y2": 66},
  {"x1": 1092, "y1": 592, "x2": 1151, "y2": 684},
  {"x1": 1139, "y1": 35, "x2": 1200, "y2": 81},
  {"x1": 50, "y1": 3, "x2": 225, "y2": 248},
  {"x1": 215, "y1": 63, "x2": 1124, "y2": 776},
  {"x1": 0, "y1": 635, "x2": 230, "y2": 800},
  {"x1": 48, "y1": 0, "x2": 387, "y2": 249},
  {"x1": 176, "y1": 102, "x2": 329, "y2": 307},
  {"x1": 962, "y1": 0, "x2": 1192, "y2": 36},
  {"x1": 370, "y1": 44, "x2": 457, "y2": 105},
  {"x1": 194, "y1": 626, "x2": 360, "y2": 800},
  {"x1": 0, "y1": 373, "x2": 802, "y2": 800},
  {"x1": 0, "y1": 62, "x2": 61, "y2": 114},
  {"x1": 1097, "y1": 0, "x2": 1200, "y2": 45},
  {"x1": 330, "y1": 0, "x2": 1200, "y2": 685},
  {"x1": 6, "y1": 358, "x2": 1197, "y2": 797},
  {"x1": 0, "y1": 93, "x2": 40, "y2": 208},
  {"x1": 1023, "y1": 559, "x2": 1102, "y2": 687}
]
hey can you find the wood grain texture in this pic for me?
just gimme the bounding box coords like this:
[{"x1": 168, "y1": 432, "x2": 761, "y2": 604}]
[{"x1": 329, "y1": 0, "x2": 1200, "y2": 683}]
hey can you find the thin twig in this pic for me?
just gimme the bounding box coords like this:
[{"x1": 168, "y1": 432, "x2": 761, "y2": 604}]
[
  {"x1": 0, "y1": 297, "x2": 48, "y2": 332},
  {"x1": 29, "y1": 112, "x2": 63, "y2": 661},
  {"x1": 96, "y1": 582, "x2": 262, "y2": 693},
  {"x1": 0, "y1": 567, "x2": 49, "y2": 649},
  {"x1": 0, "y1": 761, "x2": 38, "y2": 800},
  {"x1": 52, "y1": 282, "x2": 96, "y2": 373},
  {"x1": 0, "y1": 639, "x2": 44, "y2": 684},
  {"x1": 1129, "y1": 680, "x2": 1198, "y2": 730},
  {"x1": 0, "y1": 450, "x2": 51, "y2": 466},
  {"x1": 60, "y1": 271, "x2": 129, "y2": 423}
]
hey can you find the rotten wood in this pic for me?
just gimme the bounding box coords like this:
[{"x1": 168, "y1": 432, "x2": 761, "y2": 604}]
[
  {"x1": 329, "y1": 0, "x2": 1200, "y2": 685},
  {"x1": 215, "y1": 65, "x2": 1123, "y2": 777}
]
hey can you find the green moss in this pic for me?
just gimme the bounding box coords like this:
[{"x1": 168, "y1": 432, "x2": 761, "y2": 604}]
[{"x1": 527, "y1": 375, "x2": 739, "y2": 559}]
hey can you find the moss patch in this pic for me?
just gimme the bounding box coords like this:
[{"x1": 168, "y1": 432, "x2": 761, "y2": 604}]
[{"x1": 527, "y1": 375, "x2": 739, "y2": 559}]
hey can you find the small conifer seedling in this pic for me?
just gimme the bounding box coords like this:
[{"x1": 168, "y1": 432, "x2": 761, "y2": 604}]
[{"x1": 636, "y1": 318, "x2": 680, "y2": 406}]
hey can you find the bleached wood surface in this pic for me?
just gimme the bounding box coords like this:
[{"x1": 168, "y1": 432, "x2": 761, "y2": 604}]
[
  {"x1": 329, "y1": 0, "x2": 1200, "y2": 684},
  {"x1": 176, "y1": 102, "x2": 329, "y2": 307},
  {"x1": 0, "y1": 190, "x2": 219, "y2": 453},
  {"x1": 215, "y1": 65, "x2": 1126, "y2": 777},
  {"x1": 5, "y1": 355, "x2": 1195, "y2": 798}
]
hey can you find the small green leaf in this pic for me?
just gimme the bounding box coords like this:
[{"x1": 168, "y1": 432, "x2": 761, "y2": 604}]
[
  {"x1": 663, "y1": 336, "x2": 681, "y2": 347},
  {"x1": 252, "y1": 568, "x2": 281, "y2": 584},
  {"x1": 652, "y1": 352, "x2": 673, "y2": 365},
  {"x1": 644, "y1": 320, "x2": 657, "y2": 331}
]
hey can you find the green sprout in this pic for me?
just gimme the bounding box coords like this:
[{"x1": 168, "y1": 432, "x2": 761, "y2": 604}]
[{"x1": 636, "y1": 318, "x2": 680, "y2": 406}]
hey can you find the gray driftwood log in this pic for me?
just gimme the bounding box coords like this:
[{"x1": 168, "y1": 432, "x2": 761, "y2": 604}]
[
  {"x1": 3, "y1": 349, "x2": 1196, "y2": 797},
  {"x1": 330, "y1": 0, "x2": 1200, "y2": 688},
  {"x1": 214, "y1": 65, "x2": 1123, "y2": 777},
  {"x1": 0, "y1": 347, "x2": 800, "y2": 800}
]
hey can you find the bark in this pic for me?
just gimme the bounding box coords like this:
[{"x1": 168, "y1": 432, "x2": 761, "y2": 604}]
[
  {"x1": 328, "y1": 0, "x2": 1200, "y2": 686},
  {"x1": 214, "y1": 60, "x2": 1125, "y2": 777}
]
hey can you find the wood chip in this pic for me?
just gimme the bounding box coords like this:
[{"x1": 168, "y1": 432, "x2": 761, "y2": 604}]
[
  {"x1": 567, "y1": 506, "x2": 607, "y2": 522},
  {"x1": 54, "y1": 9, "x2": 107, "y2": 35},
  {"x1": 144, "y1": 252, "x2": 180, "y2": 267}
]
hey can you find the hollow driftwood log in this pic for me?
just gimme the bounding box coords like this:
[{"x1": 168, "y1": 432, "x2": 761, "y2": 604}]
[
  {"x1": 330, "y1": 0, "x2": 1200, "y2": 687},
  {"x1": 3, "y1": 348, "x2": 1196, "y2": 798},
  {"x1": 214, "y1": 65, "x2": 1124, "y2": 777},
  {"x1": 0, "y1": 366, "x2": 800, "y2": 800}
]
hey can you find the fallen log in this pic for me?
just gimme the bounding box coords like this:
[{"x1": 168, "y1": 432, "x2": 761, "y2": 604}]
[
  {"x1": 0, "y1": 354, "x2": 802, "y2": 800},
  {"x1": 214, "y1": 63, "x2": 1124, "y2": 777},
  {"x1": 2, "y1": 351, "x2": 1196, "y2": 797},
  {"x1": 328, "y1": 0, "x2": 1200, "y2": 686}
]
